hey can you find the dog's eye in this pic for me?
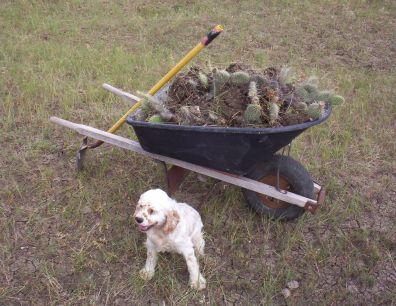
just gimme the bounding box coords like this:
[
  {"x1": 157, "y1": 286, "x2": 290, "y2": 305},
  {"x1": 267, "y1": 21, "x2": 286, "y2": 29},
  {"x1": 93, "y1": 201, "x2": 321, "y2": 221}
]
[{"x1": 148, "y1": 208, "x2": 154, "y2": 215}]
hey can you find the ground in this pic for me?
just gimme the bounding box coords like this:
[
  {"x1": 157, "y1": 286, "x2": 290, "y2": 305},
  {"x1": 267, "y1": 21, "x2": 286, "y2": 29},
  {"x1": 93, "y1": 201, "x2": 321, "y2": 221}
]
[{"x1": 1, "y1": 0, "x2": 395, "y2": 305}]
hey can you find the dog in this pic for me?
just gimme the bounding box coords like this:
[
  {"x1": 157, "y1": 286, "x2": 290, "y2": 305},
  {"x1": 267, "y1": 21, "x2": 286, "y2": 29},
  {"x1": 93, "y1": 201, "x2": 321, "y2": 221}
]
[{"x1": 134, "y1": 189, "x2": 206, "y2": 290}]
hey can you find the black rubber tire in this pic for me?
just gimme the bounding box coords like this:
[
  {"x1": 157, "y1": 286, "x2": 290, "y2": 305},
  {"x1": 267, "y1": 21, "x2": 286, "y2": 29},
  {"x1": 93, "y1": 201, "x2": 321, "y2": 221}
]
[{"x1": 243, "y1": 155, "x2": 314, "y2": 221}]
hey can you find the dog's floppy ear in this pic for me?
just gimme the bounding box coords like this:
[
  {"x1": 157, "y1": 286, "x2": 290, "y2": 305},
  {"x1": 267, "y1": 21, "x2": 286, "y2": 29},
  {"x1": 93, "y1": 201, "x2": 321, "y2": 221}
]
[{"x1": 163, "y1": 210, "x2": 180, "y2": 234}]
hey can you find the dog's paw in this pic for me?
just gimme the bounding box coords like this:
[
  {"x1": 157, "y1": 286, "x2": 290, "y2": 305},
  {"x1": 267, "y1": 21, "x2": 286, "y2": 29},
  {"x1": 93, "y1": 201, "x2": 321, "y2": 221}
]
[
  {"x1": 139, "y1": 268, "x2": 154, "y2": 281},
  {"x1": 190, "y1": 274, "x2": 206, "y2": 290}
]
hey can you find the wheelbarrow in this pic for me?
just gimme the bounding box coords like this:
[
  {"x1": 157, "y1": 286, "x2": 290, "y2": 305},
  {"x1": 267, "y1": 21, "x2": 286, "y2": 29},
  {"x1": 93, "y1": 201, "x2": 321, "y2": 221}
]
[{"x1": 50, "y1": 82, "x2": 331, "y2": 221}]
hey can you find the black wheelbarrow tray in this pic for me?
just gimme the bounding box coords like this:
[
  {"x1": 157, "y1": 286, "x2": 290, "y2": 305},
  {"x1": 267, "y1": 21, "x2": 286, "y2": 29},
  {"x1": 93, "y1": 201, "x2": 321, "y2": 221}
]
[{"x1": 50, "y1": 83, "x2": 331, "y2": 221}]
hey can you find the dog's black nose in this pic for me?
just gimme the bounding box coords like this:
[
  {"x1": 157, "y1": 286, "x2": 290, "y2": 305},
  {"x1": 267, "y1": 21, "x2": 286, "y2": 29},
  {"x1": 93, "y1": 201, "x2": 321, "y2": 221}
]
[{"x1": 135, "y1": 217, "x2": 143, "y2": 224}]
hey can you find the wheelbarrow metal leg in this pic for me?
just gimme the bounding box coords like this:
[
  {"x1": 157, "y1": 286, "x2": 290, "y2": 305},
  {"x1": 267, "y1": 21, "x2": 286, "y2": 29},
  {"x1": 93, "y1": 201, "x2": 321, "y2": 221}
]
[
  {"x1": 160, "y1": 164, "x2": 190, "y2": 195},
  {"x1": 305, "y1": 185, "x2": 326, "y2": 213},
  {"x1": 76, "y1": 137, "x2": 88, "y2": 171}
]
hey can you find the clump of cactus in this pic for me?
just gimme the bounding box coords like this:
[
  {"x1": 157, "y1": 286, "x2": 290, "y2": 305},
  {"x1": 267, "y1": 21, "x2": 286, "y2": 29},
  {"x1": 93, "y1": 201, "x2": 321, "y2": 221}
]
[
  {"x1": 230, "y1": 71, "x2": 250, "y2": 85},
  {"x1": 316, "y1": 90, "x2": 332, "y2": 103},
  {"x1": 144, "y1": 63, "x2": 346, "y2": 128},
  {"x1": 295, "y1": 83, "x2": 319, "y2": 104},
  {"x1": 137, "y1": 91, "x2": 174, "y2": 121},
  {"x1": 316, "y1": 91, "x2": 345, "y2": 106}
]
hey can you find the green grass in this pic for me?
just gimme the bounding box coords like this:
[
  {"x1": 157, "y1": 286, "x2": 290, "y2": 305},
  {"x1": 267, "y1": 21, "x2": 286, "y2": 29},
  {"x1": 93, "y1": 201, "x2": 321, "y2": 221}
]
[{"x1": 1, "y1": 0, "x2": 395, "y2": 305}]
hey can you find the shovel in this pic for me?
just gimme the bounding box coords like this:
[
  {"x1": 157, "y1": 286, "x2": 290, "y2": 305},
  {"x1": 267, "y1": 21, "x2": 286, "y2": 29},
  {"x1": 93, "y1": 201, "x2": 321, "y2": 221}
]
[{"x1": 76, "y1": 25, "x2": 223, "y2": 170}]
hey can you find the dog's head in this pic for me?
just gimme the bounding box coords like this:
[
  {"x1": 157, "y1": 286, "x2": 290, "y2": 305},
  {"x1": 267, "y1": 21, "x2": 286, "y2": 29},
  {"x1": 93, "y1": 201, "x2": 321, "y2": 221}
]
[{"x1": 134, "y1": 189, "x2": 180, "y2": 234}]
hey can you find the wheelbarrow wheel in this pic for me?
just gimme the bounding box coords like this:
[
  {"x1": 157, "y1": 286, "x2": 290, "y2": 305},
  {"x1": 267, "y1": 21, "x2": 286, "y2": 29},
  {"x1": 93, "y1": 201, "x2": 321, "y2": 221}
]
[{"x1": 243, "y1": 155, "x2": 314, "y2": 221}]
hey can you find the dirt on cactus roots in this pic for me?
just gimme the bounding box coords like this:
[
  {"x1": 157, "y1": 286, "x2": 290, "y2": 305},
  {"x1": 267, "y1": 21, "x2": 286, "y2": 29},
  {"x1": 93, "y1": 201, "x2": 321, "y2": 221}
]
[{"x1": 162, "y1": 63, "x2": 312, "y2": 128}]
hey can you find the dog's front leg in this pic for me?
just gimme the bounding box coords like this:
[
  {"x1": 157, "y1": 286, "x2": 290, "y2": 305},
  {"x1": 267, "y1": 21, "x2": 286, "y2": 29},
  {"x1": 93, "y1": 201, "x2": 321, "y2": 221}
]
[
  {"x1": 181, "y1": 245, "x2": 206, "y2": 290},
  {"x1": 139, "y1": 239, "x2": 157, "y2": 281}
]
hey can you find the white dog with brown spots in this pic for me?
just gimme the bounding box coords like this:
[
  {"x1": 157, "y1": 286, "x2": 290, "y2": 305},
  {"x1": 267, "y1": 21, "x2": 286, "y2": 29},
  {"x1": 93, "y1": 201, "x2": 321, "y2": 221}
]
[{"x1": 134, "y1": 189, "x2": 206, "y2": 290}]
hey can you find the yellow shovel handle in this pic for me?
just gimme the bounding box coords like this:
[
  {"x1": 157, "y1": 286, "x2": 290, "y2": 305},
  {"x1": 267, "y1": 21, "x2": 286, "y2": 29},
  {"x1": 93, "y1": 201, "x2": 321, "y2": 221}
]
[{"x1": 107, "y1": 25, "x2": 223, "y2": 134}]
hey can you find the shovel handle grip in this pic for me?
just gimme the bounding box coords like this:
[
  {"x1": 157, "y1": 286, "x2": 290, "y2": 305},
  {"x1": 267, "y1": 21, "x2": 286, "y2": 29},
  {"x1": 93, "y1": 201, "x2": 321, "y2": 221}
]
[{"x1": 201, "y1": 25, "x2": 224, "y2": 46}]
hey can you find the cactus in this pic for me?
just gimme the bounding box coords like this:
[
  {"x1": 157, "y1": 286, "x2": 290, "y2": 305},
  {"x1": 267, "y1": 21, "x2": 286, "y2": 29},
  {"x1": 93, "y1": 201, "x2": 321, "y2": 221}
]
[
  {"x1": 244, "y1": 103, "x2": 262, "y2": 124},
  {"x1": 304, "y1": 76, "x2": 319, "y2": 87},
  {"x1": 330, "y1": 95, "x2": 345, "y2": 105},
  {"x1": 248, "y1": 81, "x2": 261, "y2": 105},
  {"x1": 251, "y1": 96, "x2": 260, "y2": 104},
  {"x1": 269, "y1": 102, "x2": 280, "y2": 121},
  {"x1": 316, "y1": 90, "x2": 333, "y2": 103},
  {"x1": 230, "y1": 71, "x2": 250, "y2": 85},
  {"x1": 137, "y1": 91, "x2": 173, "y2": 121},
  {"x1": 296, "y1": 84, "x2": 319, "y2": 104},
  {"x1": 148, "y1": 114, "x2": 164, "y2": 123},
  {"x1": 180, "y1": 106, "x2": 202, "y2": 125},
  {"x1": 208, "y1": 111, "x2": 219, "y2": 122},
  {"x1": 198, "y1": 72, "x2": 208, "y2": 88},
  {"x1": 303, "y1": 84, "x2": 319, "y2": 102},
  {"x1": 279, "y1": 67, "x2": 293, "y2": 86},
  {"x1": 213, "y1": 69, "x2": 230, "y2": 84},
  {"x1": 212, "y1": 69, "x2": 230, "y2": 97},
  {"x1": 305, "y1": 102, "x2": 322, "y2": 120},
  {"x1": 141, "y1": 99, "x2": 151, "y2": 114},
  {"x1": 295, "y1": 101, "x2": 308, "y2": 111},
  {"x1": 135, "y1": 98, "x2": 152, "y2": 121},
  {"x1": 248, "y1": 81, "x2": 258, "y2": 99},
  {"x1": 253, "y1": 75, "x2": 269, "y2": 87},
  {"x1": 180, "y1": 106, "x2": 194, "y2": 125}
]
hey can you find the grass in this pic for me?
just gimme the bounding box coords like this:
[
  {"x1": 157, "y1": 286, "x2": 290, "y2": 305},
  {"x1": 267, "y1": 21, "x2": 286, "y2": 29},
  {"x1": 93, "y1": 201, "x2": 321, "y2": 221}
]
[{"x1": 1, "y1": 0, "x2": 395, "y2": 305}]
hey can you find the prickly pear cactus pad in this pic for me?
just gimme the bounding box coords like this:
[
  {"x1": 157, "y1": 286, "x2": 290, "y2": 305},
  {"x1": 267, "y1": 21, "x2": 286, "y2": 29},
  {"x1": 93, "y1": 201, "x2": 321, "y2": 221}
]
[{"x1": 136, "y1": 63, "x2": 343, "y2": 128}]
